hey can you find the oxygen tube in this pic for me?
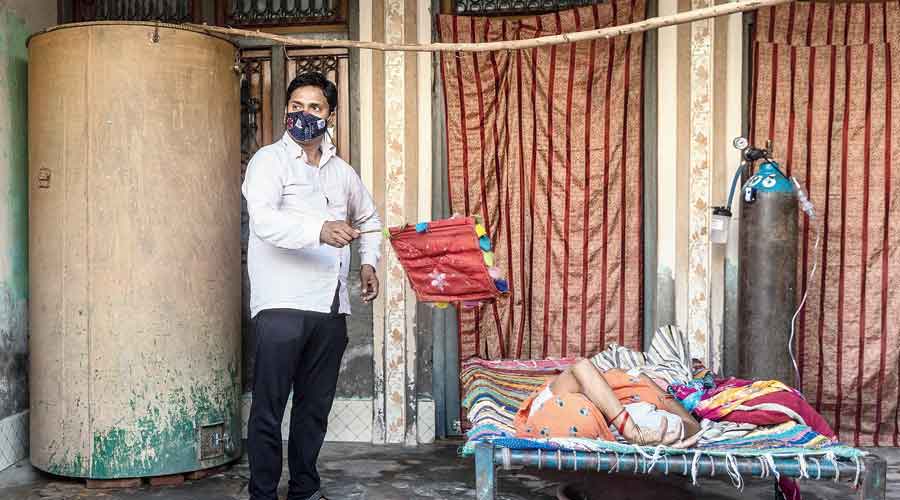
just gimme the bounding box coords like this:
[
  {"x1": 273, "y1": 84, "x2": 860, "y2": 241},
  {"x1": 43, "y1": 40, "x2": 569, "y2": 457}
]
[{"x1": 788, "y1": 178, "x2": 819, "y2": 388}]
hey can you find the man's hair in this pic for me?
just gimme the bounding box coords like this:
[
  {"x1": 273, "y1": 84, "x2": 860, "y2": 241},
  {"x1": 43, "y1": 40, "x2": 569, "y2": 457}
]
[{"x1": 286, "y1": 72, "x2": 338, "y2": 112}]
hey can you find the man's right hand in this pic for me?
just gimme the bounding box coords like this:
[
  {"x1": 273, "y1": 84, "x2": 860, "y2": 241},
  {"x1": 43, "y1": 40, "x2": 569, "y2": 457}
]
[{"x1": 320, "y1": 221, "x2": 360, "y2": 248}]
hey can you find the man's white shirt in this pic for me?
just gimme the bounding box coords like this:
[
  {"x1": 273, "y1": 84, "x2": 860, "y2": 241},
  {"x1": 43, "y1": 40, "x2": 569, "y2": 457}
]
[{"x1": 242, "y1": 132, "x2": 382, "y2": 317}]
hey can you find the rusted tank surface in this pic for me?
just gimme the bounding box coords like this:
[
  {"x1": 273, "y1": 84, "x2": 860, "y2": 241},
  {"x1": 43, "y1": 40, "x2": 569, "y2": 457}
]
[
  {"x1": 27, "y1": 22, "x2": 242, "y2": 479},
  {"x1": 737, "y1": 177, "x2": 799, "y2": 386}
]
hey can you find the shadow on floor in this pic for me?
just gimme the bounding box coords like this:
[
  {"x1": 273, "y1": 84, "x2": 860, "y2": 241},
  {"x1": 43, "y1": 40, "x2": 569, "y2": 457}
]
[{"x1": 0, "y1": 441, "x2": 896, "y2": 499}]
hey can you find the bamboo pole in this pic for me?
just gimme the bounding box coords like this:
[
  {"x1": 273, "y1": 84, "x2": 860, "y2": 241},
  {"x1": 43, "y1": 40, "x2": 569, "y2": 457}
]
[{"x1": 187, "y1": 0, "x2": 792, "y2": 53}]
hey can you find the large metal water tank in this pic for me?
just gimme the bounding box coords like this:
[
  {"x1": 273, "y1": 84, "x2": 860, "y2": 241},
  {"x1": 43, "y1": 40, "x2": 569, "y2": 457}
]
[{"x1": 27, "y1": 22, "x2": 242, "y2": 479}]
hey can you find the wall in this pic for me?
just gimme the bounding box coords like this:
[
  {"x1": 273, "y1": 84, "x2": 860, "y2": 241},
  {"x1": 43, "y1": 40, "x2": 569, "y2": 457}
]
[
  {"x1": 361, "y1": 0, "x2": 747, "y2": 438},
  {"x1": 341, "y1": 0, "x2": 378, "y2": 402},
  {"x1": 0, "y1": 0, "x2": 56, "y2": 471},
  {"x1": 655, "y1": 0, "x2": 690, "y2": 330},
  {"x1": 655, "y1": 0, "x2": 744, "y2": 372},
  {"x1": 357, "y1": 0, "x2": 436, "y2": 445}
]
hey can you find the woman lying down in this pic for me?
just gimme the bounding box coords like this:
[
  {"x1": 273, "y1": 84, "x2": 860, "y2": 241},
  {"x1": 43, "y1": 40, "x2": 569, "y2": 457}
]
[{"x1": 514, "y1": 359, "x2": 702, "y2": 448}]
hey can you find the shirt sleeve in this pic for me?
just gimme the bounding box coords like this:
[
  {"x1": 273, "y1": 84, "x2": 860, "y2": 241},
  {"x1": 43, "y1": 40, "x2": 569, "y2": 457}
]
[
  {"x1": 242, "y1": 150, "x2": 327, "y2": 250},
  {"x1": 347, "y1": 169, "x2": 382, "y2": 269}
]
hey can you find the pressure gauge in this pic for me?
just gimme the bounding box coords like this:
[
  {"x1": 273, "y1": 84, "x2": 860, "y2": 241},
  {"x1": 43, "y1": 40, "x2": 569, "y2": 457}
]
[{"x1": 733, "y1": 136, "x2": 749, "y2": 150}]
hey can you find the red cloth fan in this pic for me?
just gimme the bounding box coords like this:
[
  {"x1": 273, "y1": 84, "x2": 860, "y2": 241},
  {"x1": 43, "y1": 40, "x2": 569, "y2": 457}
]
[{"x1": 387, "y1": 216, "x2": 505, "y2": 303}]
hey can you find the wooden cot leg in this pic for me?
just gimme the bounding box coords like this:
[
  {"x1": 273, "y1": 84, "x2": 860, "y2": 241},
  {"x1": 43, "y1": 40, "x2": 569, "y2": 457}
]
[
  {"x1": 475, "y1": 442, "x2": 497, "y2": 500},
  {"x1": 858, "y1": 455, "x2": 887, "y2": 500}
]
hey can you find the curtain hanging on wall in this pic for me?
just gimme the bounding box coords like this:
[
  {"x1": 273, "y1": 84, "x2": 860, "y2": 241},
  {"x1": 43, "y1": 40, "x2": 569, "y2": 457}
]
[
  {"x1": 751, "y1": 1, "x2": 900, "y2": 446},
  {"x1": 437, "y1": 1, "x2": 646, "y2": 362}
]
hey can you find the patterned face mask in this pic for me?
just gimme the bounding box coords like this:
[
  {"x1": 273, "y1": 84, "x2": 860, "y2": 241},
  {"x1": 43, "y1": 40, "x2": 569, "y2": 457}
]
[{"x1": 285, "y1": 111, "x2": 328, "y2": 142}]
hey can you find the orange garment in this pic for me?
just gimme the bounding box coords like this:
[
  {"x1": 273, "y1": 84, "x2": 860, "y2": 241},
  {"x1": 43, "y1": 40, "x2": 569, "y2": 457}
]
[{"x1": 513, "y1": 368, "x2": 669, "y2": 440}]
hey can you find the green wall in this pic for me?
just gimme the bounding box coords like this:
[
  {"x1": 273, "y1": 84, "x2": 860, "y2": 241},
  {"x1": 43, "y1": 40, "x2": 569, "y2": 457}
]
[{"x1": 0, "y1": 3, "x2": 34, "y2": 421}]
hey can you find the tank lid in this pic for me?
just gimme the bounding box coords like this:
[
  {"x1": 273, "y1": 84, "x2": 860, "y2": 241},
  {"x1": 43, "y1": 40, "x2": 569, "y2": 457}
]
[
  {"x1": 28, "y1": 21, "x2": 238, "y2": 47},
  {"x1": 745, "y1": 161, "x2": 795, "y2": 193}
]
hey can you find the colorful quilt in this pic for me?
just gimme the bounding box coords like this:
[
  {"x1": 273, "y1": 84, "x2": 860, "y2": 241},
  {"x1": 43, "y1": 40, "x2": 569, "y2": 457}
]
[{"x1": 460, "y1": 358, "x2": 864, "y2": 463}]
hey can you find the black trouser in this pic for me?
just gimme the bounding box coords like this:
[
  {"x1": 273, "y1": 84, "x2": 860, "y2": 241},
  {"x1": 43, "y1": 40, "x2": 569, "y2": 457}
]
[{"x1": 248, "y1": 290, "x2": 347, "y2": 500}]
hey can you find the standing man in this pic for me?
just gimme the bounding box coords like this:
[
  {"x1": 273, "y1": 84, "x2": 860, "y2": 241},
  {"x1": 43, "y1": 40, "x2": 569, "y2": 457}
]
[{"x1": 242, "y1": 72, "x2": 382, "y2": 500}]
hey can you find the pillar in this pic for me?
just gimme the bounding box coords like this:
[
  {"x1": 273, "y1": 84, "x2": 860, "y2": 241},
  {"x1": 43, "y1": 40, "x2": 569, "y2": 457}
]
[{"x1": 360, "y1": 0, "x2": 434, "y2": 445}]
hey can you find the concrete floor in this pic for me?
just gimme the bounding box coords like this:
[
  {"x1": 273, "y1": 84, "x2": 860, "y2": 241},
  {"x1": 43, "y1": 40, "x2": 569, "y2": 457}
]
[{"x1": 0, "y1": 441, "x2": 896, "y2": 499}]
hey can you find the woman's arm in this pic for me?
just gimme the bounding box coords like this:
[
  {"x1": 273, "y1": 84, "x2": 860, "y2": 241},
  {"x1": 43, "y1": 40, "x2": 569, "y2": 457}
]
[{"x1": 638, "y1": 374, "x2": 701, "y2": 438}]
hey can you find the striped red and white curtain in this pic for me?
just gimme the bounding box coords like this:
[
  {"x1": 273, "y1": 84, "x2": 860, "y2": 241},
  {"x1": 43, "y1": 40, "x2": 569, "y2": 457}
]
[
  {"x1": 437, "y1": 1, "x2": 646, "y2": 362},
  {"x1": 751, "y1": 1, "x2": 900, "y2": 446}
]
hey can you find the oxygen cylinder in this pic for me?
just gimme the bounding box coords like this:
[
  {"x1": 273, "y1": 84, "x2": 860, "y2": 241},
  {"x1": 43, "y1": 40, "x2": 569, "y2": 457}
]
[{"x1": 737, "y1": 161, "x2": 798, "y2": 385}]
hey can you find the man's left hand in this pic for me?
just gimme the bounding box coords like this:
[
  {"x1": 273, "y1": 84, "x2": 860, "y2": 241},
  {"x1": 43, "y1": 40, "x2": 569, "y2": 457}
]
[{"x1": 360, "y1": 265, "x2": 379, "y2": 303}]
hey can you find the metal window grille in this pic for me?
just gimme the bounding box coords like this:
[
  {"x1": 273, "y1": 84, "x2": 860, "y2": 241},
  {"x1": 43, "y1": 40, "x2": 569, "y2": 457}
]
[
  {"x1": 71, "y1": 0, "x2": 200, "y2": 23},
  {"x1": 220, "y1": 0, "x2": 347, "y2": 27}
]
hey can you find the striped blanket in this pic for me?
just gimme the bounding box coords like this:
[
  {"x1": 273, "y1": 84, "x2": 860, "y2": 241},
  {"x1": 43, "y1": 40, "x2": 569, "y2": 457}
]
[
  {"x1": 461, "y1": 357, "x2": 576, "y2": 433},
  {"x1": 590, "y1": 325, "x2": 694, "y2": 385}
]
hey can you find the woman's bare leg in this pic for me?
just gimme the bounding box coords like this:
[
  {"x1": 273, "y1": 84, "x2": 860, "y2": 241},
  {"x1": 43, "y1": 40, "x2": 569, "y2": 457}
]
[
  {"x1": 568, "y1": 360, "x2": 628, "y2": 417},
  {"x1": 549, "y1": 367, "x2": 582, "y2": 395}
]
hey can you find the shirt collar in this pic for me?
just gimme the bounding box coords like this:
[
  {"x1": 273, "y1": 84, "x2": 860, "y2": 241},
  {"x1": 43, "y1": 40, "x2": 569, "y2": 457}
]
[{"x1": 281, "y1": 131, "x2": 337, "y2": 168}]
